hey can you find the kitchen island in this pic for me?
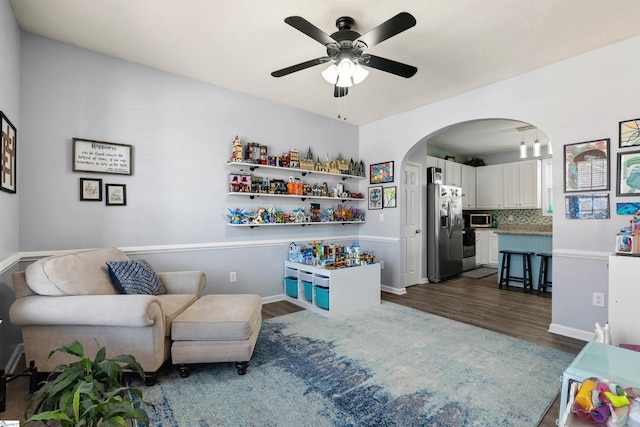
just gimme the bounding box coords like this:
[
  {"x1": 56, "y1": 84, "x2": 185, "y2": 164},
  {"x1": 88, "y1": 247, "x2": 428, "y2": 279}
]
[{"x1": 494, "y1": 225, "x2": 552, "y2": 291}]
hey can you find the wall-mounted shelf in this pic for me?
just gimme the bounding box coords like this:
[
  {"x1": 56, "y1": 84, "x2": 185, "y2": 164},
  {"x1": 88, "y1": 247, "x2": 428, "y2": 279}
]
[
  {"x1": 228, "y1": 221, "x2": 365, "y2": 228},
  {"x1": 227, "y1": 192, "x2": 365, "y2": 202},
  {"x1": 226, "y1": 161, "x2": 365, "y2": 180}
]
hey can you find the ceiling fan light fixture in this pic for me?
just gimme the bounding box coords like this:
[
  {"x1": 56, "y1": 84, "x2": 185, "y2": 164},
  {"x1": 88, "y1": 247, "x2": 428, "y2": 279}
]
[
  {"x1": 336, "y1": 73, "x2": 353, "y2": 88},
  {"x1": 337, "y1": 58, "x2": 355, "y2": 76},
  {"x1": 352, "y1": 63, "x2": 369, "y2": 84},
  {"x1": 321, "y1": 64, "x2": 339, "y2": 84}
]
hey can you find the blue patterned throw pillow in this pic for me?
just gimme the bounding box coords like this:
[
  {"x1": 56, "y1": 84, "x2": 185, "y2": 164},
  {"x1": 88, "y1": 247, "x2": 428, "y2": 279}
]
[{"x1": 106, "y1": 260, "x2": 166, "y2": 295}]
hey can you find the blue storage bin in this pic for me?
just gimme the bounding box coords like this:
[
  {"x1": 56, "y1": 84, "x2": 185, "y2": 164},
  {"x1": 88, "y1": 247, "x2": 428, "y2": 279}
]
[
  {"x1": 315, "y1": 285, "x2": 330, "y2": 310},
  {"x1": 302, "y1": 280, "x2": 313, "y2": 302},
  {"x1": 285, "y1": 277, "x2": 298, "y2": 298}
]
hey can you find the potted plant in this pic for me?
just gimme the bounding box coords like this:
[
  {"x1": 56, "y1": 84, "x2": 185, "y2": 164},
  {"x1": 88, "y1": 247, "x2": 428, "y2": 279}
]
[{"x1": 25, "y1": 340, "x2": 153, "y2": 426}]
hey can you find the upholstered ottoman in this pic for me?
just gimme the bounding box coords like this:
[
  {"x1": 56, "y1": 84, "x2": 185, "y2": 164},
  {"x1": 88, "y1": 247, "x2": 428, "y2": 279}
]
[{"x1": 171, "y1": 294, "x2": 262, "y2": 377}]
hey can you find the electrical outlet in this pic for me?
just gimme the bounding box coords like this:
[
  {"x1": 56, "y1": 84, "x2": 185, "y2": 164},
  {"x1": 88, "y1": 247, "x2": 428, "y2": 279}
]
[
  {"x1": 592, "y1": 292, "x2": 605, "y2": 307},
  {"x1": 229, "y1": 272, "x2": 237, "y2": 283},
  {"x1": 380, "y1": 261, "x2": 384, "y2": 269}
]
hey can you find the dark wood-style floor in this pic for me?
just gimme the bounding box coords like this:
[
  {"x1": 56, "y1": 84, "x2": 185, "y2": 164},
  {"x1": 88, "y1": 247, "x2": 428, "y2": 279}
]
[{"x1": 3, "y1": 272, "x2": 584, "y2": 426}]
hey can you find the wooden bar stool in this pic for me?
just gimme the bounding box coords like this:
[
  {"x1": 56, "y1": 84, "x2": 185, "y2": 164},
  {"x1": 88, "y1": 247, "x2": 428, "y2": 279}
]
[
  {"x1": 536, "y1": 252, "x2": 553, "y2": 295},
  {"x1": 498, "y1": 250, "x2": 534, "y2": 292}
]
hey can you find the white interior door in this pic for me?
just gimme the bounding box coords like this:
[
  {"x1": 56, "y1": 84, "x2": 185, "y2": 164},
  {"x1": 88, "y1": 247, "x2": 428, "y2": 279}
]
[{"x1": 404, "y1": 162, "x2": 422, "y2": 286}]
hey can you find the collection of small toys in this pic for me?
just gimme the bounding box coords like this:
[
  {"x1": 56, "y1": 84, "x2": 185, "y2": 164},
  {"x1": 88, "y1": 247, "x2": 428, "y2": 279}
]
[
  {"x1": 616, "y1": 212, "x2": 640, "y2": 254},
  {"x1": 571, "y1": 377, "x2": 639, "y2": 425},
  {"x1": 288, "y1": 241, "x2": 376, "y2": 269},
  {"x1": 228, "y1": 205, "x2": 365, "y2": 225},
  {"x1": 228, "y1": 136, "x2": 365, "y2": 177},
  {"x1": 228, "y1": 172, "x2": 364, "y2": 199}
]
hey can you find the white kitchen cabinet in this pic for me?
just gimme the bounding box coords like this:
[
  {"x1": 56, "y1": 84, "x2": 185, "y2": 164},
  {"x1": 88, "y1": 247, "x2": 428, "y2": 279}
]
[
  {"x1": 488, "y1": 231, "x2": 499, "y2": 266},
  {"x1": 475, "y1": 229, "x2": 499, "y2": 267},
  {"x1": 427, "y1": 156, "x2": 445, "y2": 174},
  {"x1": 444, "y1": 160, "x2": 462, "y2": 186},
  {"x1": 427, "y1": 156, "x2": 462, "y2": 186},
  {"x1": 608, "y1": 255, "x2": 640, "y2": 345},
  {"x1": 503, "y1": 159, "x2": 541, "y2": 209},
  {"x1": 461, "y1": 164, "x2": 476, "y2": 208},
  {"x1": 475, "y1": 164, "x2": 503, "y2": 209}
]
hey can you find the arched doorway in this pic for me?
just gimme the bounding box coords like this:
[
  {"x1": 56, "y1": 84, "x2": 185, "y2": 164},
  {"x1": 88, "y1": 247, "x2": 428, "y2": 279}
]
[{"x1": 401, "y1": 118, "x2": 551, "y2": 287}]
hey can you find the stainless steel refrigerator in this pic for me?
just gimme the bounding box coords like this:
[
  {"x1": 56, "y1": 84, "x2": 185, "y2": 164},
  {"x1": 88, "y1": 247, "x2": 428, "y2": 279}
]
[{"x1": 427, "y1": 180, "x2": 464, "y2": 282}]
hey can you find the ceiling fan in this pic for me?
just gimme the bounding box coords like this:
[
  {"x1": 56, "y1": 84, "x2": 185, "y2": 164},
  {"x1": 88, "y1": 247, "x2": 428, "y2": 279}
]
[{"x1": 271, "y1": 12, "x2": 418, "y2": 97}]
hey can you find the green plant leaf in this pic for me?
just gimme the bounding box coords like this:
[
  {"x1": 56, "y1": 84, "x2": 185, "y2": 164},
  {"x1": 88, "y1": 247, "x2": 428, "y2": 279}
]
[
  {"x1": 25, "y1": 409, "x2": 74, "y2": 423},
  {"x1": 29, "y1": 340, "x2": 152, "y2": 427}
]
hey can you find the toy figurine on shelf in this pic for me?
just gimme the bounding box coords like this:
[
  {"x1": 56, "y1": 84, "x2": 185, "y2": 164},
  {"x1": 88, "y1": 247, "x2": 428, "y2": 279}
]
[
  {"x1": 231, "y1": 136, "x2": 244, "y2": 162},
  {"x1": 227, "y1": 208, "x2": 246, "y2": 224}
]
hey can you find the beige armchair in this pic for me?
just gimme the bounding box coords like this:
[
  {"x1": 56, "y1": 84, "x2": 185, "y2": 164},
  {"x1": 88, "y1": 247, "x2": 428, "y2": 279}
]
[{"x1": 9, "y1": 248, "x2": 205, "y2": 385}]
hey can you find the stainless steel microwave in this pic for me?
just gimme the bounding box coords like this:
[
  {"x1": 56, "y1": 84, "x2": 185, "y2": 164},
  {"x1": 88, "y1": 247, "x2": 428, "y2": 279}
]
[{"x1": 469, "y1": 213, "x2": 492, "y2": 228}]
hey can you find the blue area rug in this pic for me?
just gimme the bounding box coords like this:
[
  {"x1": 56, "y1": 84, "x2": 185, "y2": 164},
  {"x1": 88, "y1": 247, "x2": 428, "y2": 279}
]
[{"x1": 133, "y1": 302, "x2": 575, "y2": 426}]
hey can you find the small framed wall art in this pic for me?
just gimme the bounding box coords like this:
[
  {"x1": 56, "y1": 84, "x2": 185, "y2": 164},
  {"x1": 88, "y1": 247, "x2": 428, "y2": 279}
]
[
  {"x1": 370, "y1": 161, "x2": 394, "y2": 184},
  {"x1": 105, "y1": 184, "x2": 127, "y2": 206},
  {"x1": 1, "y1": 111, "x2": 17, "y2": 194},
  {"x1": 619, "y1": 118, "x2": 640, "y2": 148},
  {"x1": 383, "y1": 186, "x2": 397, "y2": 208},
  {"x1": 368, "y1": 186, "x2": 383, "y2": 210},
  {"x1": 564, "y1": 139, "x2": 609, "y2": 193},
  {"x1": 616, "y1": 150, "x2": 640, "y2": 196},
  {"x1": 80, "y1": 178, "x2": 103, "y2": 201},
  {"x1": 73, "y1": 138, "x2": 133, "y2": 175},
  {"x1": 565, "y1": 193, "x2": 610, "y2": 219}
]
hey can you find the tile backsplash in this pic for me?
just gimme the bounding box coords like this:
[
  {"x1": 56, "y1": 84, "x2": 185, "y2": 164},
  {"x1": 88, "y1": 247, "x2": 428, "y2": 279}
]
[{"x1": 471, "y1": 209, "x2": 552, "y2": 226}]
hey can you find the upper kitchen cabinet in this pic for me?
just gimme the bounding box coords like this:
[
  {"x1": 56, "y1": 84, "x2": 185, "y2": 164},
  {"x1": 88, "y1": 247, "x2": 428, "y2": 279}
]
[
  {"x1": 427, "y1": 156, "x2": 462, "y2": 186},
  {"x1": 445, "y1": 160, "x2": 462, "y2": 186},
  {"x1": 475, "y1": 164, "x2": 503, "y2": 209},
  {"x1": 502, "y1": 159, "x2": 541, "y2": 209},
  {"x1": 461, "y1": 164, "x2": 476, "y2": 208}
]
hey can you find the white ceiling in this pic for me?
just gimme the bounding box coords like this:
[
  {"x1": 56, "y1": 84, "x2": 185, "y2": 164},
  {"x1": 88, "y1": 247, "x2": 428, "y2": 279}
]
[{"x1": 9, "y1": 0, "x2": 640, "y2": 154}]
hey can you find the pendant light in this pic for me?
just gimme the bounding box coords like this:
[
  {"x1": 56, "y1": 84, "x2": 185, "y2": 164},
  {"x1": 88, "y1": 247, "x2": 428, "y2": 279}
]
[
  {"x1": 520, "y1": 136, "x2": 527, "y2": 159},
  {"x1": 547, "y1": 141, "x2": 553, "y2": 155},
  {"x1": 533, "y1": 139, "x2": 541, "y2": 157}
]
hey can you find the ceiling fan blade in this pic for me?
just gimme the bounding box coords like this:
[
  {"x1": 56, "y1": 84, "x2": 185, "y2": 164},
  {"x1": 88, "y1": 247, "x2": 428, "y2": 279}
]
[
  {"x1": 284, "y1": 16, "x2": 336, "y2": 46},
  {"x1": 334, "y1": 86, "x2": 348, "y2": 98},
  {"x1": 356, "y1": 12, "x2": 416, "y2": 47},
  {"x1": 363, "y1": 55, "x2": 417, "y2": 78},
  {"x1": 271, "y1": 57, "x2": 331, "y2": 77}
]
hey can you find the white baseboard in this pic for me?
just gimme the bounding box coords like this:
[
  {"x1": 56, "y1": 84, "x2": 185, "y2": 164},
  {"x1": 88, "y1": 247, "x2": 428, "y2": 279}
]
[
  {"x1": 262, "y1": 294, "x2": 285, "y2": 305},
  {"x1": 381, "y1": 285, "x2": 406, "y2": 295},
  {"x1": 548, "y1": 323, "x2": 592, "y2": 342}
]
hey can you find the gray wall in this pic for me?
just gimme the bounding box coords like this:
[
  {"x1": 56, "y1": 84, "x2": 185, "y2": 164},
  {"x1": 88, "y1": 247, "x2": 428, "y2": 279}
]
[
  {"x1": 0, "y1": 0, "x2": 20, "y2": 259},
  {"x1": 0, "y1": 0, "x2": 22, "y2": 370},
  {"x1": 18, "y1": 33, "x2": 361, "y2": 251},
  {"x1": 360, "y1": 35, "x2": 640, "y2": 340}
]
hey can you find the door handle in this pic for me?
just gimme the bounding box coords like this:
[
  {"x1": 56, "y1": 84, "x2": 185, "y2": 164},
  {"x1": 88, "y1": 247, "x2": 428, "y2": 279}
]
[{"x1": 415, "y1": 229, "x2": 421, "y2": 234}]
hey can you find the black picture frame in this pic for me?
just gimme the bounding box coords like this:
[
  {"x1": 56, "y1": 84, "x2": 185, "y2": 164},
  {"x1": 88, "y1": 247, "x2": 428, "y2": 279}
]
[
  {"x1": 368, "y1": 186, "x2": 383, "y2": 210},
  {"x1": 369, "y1": 161, "x2": 394, "y2": 184},
  {"x1": 73, "y1": 138, "x2": 133, "y2": 175},
  {"x1": 619, "y1": 118, "x2": 640, "y2": 148},
  {"x1": 80, "y1": 178, "x2": 103, "y2": 201},
  {"x1": 563, "y1": 139, "x2": 610, "y2": 193},
  {"x1": 383, "y1": 186, "x2": 397, "y2": 208},
  {"x1": 105, "y1": 184, "x2": 127, "y2": 206},
  {"x1": 1, "y1": 111, "x2": 17, "y2": 194},
  {"x1": 616, "y1": 150, "x2": 640, "y2": 196}
]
